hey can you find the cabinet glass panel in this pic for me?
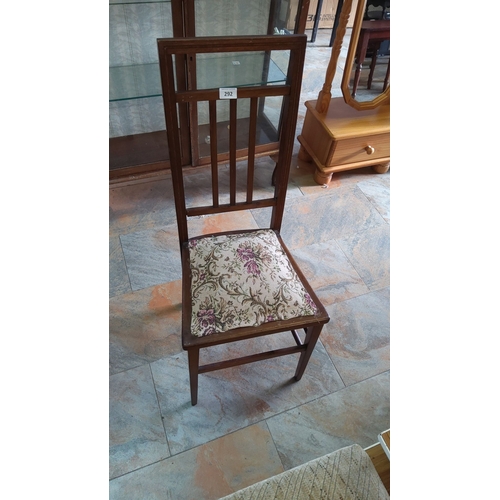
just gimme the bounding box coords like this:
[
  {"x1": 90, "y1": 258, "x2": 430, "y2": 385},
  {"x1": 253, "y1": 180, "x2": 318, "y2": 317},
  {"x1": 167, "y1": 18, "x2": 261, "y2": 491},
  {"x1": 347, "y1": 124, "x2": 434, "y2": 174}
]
[
  {"x1": 110, "y1": 55, "x2": 180, "y2": 102},
  {"x1": 193, "y1": 51, "x2": 288, "y2": 90},
  {"x1": 109, "y1": 63, "x2": 162, "y2": 101},
  {"x1": 109, "y1": 0, "x2": 173, "y2": 136},
  {"x1": 193, "y1": 0, "x2": 300, "y2": 36},
  {"x1": 110, "y1": 0, "x2": 170, "y2": 4},
  {"x1": 196, "y1": 95, "x2": 282, "y2": 159}
]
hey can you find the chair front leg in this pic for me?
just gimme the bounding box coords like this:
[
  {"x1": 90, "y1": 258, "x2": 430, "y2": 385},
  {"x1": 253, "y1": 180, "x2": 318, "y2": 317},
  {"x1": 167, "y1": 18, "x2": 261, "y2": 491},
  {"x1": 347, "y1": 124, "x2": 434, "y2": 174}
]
[
  {"x1": 187, "y1": 348, "x2": 200, "y2": 406},
  {"x1": 294, "y1": 325, "x2": 322, "y2": 381}
]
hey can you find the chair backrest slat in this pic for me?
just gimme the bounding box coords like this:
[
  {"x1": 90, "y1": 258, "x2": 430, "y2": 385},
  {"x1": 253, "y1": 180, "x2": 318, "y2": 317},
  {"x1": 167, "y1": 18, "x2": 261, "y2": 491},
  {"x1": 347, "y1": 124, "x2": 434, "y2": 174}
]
[
  {"x1": 208, "y1": 99, "x2": 219, "y2": 207},
  {"x1": 158, "y1": 35, "x2": 307, "y2": 248},
  {"x1": 229, "y1": 99, "x2": 237, "y2": 206},
  {"x1": 246, "y1": 97, "x2": 258, "y2": 203}
]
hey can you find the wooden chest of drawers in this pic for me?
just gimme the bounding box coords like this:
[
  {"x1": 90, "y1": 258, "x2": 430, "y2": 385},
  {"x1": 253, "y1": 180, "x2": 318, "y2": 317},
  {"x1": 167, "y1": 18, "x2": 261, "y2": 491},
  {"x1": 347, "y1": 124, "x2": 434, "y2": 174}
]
[{"x1": 297, "y1": 97, "x2": 390, "y2": 185}]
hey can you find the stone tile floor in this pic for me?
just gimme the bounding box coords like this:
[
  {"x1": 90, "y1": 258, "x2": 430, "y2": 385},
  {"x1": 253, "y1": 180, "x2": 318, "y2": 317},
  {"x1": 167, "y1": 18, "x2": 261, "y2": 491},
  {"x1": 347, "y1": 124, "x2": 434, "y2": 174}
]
[{"x1": 109, "y1": 29, "x2": 389, "y2": 499}]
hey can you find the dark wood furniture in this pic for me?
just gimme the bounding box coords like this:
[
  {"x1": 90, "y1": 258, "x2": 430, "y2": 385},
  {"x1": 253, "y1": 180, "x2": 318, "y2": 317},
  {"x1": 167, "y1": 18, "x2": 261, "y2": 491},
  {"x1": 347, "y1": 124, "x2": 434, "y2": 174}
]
[
  {"x1": 364, "y1": 0, "x2": 390, "y2": 20},
  {"x1": 158, "y1": 34, "x2": 329, "y2": 405},
  {"x1": 110, "y1": 0, "x2": 311, "y2": 182},
  {"x1": 352, "y1": 20, "x2": 390, "y2": 96}
]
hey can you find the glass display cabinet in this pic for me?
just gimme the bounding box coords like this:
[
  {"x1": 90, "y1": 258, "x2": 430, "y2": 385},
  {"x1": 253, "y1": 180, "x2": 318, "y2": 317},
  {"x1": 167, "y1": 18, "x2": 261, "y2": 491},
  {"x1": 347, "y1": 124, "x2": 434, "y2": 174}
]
[{"x1": 109, "y1": 0, "x2": 310, "y2": 181}]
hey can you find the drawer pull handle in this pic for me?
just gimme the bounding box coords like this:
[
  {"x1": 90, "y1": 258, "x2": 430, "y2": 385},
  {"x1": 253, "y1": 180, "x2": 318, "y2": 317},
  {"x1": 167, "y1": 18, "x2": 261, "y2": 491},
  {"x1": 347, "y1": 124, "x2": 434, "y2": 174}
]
[{"x1": 365, "y1": 145, "x2": 375, "y2": 155}]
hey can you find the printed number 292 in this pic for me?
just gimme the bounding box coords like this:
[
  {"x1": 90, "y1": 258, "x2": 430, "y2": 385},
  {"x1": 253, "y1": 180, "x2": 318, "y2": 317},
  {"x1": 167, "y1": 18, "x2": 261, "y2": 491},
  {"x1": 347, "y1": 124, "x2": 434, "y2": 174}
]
[{"x1": 219, "y1": 88, "x2": 237, "y2": 99}]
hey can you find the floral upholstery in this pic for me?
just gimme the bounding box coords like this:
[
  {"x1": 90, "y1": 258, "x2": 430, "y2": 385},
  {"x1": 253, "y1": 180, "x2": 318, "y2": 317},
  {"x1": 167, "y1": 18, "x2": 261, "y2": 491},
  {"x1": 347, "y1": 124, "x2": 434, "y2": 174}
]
[{"x1": 188, "y1": 229, "x2": 318, "y2": 337}]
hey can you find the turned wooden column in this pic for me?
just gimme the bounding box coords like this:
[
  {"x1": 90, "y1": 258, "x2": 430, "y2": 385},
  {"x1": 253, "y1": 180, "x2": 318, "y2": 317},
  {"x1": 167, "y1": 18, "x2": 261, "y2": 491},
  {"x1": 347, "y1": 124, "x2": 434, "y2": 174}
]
[{"x1": 315, "y1": 0, "x2": 354, "y2": 114}]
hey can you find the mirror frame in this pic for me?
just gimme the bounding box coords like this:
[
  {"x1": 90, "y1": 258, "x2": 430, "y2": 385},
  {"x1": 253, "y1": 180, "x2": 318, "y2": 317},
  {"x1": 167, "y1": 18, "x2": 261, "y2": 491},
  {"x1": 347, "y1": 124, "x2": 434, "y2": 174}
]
[{"x1": 340, "y1": 0, "x2": 390, "y2": 110}]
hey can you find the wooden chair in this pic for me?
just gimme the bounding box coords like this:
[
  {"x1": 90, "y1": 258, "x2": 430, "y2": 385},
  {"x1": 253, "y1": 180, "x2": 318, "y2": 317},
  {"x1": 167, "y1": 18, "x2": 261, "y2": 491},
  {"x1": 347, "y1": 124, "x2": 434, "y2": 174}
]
[
  {"x1": 352, "y1": 20, "x2": 390, "y2": 96},
  {"x1": 158, "y1": 34, "x2": 330, "y2": 406}
]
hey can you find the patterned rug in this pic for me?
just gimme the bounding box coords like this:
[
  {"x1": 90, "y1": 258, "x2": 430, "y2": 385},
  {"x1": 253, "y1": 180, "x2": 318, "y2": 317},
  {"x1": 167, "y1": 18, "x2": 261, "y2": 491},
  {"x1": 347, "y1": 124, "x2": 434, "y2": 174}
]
[{"x1": 219, "y1": 443, "x2": 389, "y2": 499}]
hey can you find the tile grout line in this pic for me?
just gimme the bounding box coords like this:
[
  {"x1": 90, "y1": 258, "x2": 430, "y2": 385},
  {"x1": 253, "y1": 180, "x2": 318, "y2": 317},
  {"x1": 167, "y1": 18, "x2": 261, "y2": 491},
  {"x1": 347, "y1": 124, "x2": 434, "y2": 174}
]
[
  {"x1": 263, "y1": 418, "x2": 287, "y2": 474},
  {"x1": 149, "y1": 362, "x2": 173, "y2": 459},
  {"x1": 354, "y1": 177, "x2": 390, "y2": 224},
  {"x1": 118, "y1": 233, "x2": 134, "y2": 294}
]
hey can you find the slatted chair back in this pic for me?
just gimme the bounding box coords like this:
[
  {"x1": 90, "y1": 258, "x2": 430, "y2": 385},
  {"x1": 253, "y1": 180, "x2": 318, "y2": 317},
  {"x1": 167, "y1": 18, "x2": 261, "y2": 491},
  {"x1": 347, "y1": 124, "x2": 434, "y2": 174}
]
[{"x1": 158, "y1": 34, "x2": 307, "y2": 247}]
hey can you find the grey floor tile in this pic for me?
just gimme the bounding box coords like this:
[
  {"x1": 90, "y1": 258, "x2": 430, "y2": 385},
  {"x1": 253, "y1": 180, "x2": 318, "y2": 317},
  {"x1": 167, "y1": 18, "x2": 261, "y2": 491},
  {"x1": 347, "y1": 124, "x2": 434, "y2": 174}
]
[
  {"x1": 252, "y1": 185, "x2": 387, "y2": 250},
  {"x1": 110, "y1": 364, "x2": 170, "y2": 479},
  {"x1": 109, "y1": 341, "x2": 152, "y2": 376},
  {"x1": 120, "y1": 225, "x2": 182, "y2": 291},
  {"x1": 182, "y1": 163, "x2": 227, "y2": 208},
  {"x1": 374, "y1": 168, "x2": 390, "y2": 187},
  {"x1": 187, "y1": 210, "x2": 260, "y2": 238},
  {"x1": 109, "y1": 421, "x2": 284, "y2": 500},
  {"x1": 321, "y1": 288, "x2": 390, "y2": 386},
  {"x1": 291, "y1": 163, "x2": 386, "y2": 196},
  {"x1": 337, "y1": 223, "x2": 390, "y2": 290},
  {"x1": 288, "y1": 156, "x2": 321, "y2": 190},
  {"x1": 291, "y1": 239, "x2": 369, "y2": 306},
  {"x1": 109, "y1": 177, "x2": 177, "y2": 237},
  {"x1": 150, "y1": 334, "x2": 344, "y2": 455},
  {"x1": 183, "y1": 157, "x2": 302, "y2": 211},
  {"x1": 266, "y1": 371, "x2": 390, "y2": 470},
  {"x1": 110, "y1": 235, "x2": 132, "y2": 298},
  {"x1": 357, "y1": 175, "x2": 390, "y2": 222},
  {"x1": 109, "y1": 281, "x2": 183, "y2": 375}
]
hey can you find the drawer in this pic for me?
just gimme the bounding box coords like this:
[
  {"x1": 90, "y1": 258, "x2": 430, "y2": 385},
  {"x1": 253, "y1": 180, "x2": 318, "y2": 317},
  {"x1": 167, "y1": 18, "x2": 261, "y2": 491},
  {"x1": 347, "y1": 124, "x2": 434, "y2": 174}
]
[{"x1": 329, "y1": 133, "x2": 390, "y2": 166}]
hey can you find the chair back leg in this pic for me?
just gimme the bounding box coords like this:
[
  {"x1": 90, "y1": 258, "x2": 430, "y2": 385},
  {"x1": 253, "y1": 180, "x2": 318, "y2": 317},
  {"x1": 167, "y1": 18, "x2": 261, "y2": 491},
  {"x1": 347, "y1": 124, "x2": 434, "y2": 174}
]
[{"x1": 294, "y1": 325, "x2": 323, "y2": 381}]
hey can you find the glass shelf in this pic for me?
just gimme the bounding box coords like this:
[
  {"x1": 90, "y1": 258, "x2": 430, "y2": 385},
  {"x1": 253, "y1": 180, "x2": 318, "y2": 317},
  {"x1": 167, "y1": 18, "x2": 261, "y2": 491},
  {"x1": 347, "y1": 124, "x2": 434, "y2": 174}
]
[
  {"x1": 195, "y1": 52, "x2": 287, "y2": 90},
  {"x1": 110, "y1": 63, "x2": 162, "y2": 102},
  {"x1": 109, "y1": 0, "x2": 170, "y2": 5},
  {"x1": 109, "y1": 53, "x2": 287, "y2": 102}
]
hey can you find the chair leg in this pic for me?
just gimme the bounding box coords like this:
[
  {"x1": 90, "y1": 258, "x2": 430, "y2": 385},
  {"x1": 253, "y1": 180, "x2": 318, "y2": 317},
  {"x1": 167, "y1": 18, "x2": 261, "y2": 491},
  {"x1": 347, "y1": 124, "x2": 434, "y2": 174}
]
[
  {"x1": 367, "y1": 51, "x2": 378, "y2": 90},
  {"x1": 294, "y1": 325, "x2": 322, "y2": 381},
  {"x1": 187, "y1": 348, "x2": 200, "y2": 406},
  {"x1": 383, "y1": 59, "x2": 390, "y2": 91},
  {"x1": 271, "y1": 163, "x2": 277, "y2": 186}
]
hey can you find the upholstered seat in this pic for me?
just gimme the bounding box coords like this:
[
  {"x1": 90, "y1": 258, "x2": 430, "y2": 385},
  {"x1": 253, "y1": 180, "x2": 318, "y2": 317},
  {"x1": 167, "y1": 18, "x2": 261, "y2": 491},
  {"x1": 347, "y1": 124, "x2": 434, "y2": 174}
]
[{"x1": 189, "y1": 229, "x2": 318, "y2": 337}]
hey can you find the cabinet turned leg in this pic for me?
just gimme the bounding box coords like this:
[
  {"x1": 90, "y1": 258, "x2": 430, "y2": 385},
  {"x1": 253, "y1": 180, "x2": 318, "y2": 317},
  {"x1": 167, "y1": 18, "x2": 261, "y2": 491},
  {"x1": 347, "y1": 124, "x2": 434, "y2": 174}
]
[
  {"x1": 314, "y1": 168, "x2": 333, "y2": 186},
  {"x1": 298, "y1": 145, "x2": 312, "y2": 162},
  {"x1": 372, "y1": 162, "x2": 390, "y2": 174}
]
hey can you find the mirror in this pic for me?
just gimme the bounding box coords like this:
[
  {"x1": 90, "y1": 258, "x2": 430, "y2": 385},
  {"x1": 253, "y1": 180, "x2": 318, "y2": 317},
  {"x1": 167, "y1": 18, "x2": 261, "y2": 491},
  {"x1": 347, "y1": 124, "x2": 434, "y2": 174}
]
[
  {"x1": 341, "y1": 0, "x2": 390, "y2": 110},
  {"x1": 315, "y1": 0, "x2": 390, "y2": 113}
]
